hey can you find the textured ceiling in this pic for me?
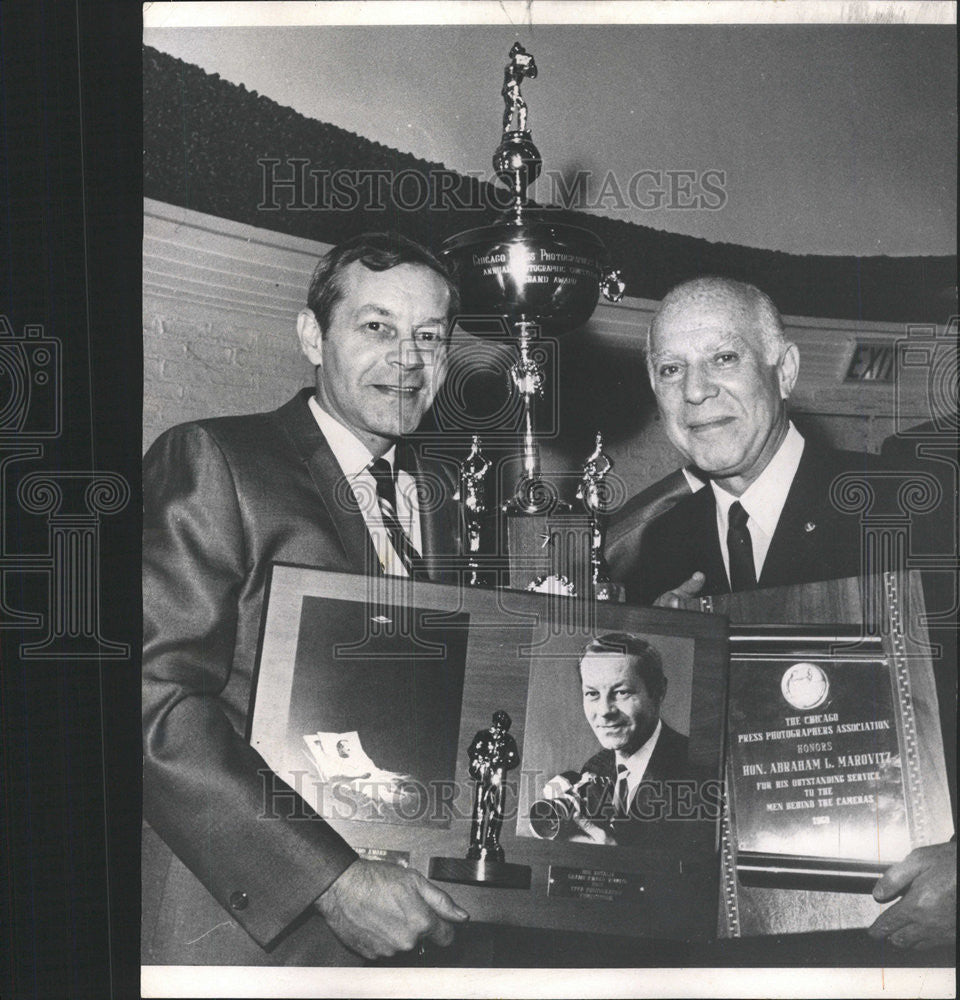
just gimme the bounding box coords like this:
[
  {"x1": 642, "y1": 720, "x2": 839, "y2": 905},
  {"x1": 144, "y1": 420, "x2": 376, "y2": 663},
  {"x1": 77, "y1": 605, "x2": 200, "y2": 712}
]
[{"x1": 143, "y1": 20, "x2": 957, "y2": 257}]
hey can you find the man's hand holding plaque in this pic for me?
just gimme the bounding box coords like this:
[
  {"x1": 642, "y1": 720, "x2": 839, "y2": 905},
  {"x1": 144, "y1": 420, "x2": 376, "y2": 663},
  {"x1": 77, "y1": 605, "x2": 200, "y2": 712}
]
[
  {"x1": 869, "y1": 840, "x2": 957, "y2": 950},
  {"x1": 316, "y1": 859, "x2": 469, "y2": 960}
]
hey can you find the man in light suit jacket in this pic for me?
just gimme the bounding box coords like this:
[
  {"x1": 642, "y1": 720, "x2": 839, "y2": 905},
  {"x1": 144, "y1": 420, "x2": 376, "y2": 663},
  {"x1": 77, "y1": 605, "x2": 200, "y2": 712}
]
[
  {"x1": 142, "y1": 233, "x2": 470, "y2": 966},
  {"x1": 607, "y1": 275, "x2": 955, "y2": 950}
]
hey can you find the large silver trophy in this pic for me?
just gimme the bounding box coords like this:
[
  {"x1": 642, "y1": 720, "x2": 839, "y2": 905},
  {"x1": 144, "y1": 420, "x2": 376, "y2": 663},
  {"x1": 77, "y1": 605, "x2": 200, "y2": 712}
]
[{"x1": 442, "y1": 44, "x2": 624, "y2": 593}]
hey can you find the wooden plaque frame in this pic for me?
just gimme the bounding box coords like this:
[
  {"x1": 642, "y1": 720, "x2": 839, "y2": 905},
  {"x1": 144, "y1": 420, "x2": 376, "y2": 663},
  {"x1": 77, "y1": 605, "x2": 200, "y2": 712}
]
[
  {"x1": 683, "y1": 572, "x2": 954, "y2": 938},
  {"x1": 248, "y1": 564, "x2": 728, "y2": 941}
]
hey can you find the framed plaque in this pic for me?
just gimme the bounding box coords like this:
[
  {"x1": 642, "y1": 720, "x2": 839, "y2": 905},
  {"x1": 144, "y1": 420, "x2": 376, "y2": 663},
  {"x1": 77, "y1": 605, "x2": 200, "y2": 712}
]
[
  {"x1": 248, "y1": 564, "x2": 727, "y2": 941},
  {"x1": 688, "y1": 573, "x2": 954, "y2": 937},
  {"x1": 728, "y1": 642, "x2": 915, "y2": 890}
]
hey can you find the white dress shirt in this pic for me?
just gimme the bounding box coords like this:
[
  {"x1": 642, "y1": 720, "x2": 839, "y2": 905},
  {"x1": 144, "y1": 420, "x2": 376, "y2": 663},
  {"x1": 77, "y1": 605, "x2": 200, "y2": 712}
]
[
  {"x1": 308, "y1": 396, "x2": 422, "y2": 577},
  {"x1": 711, "y1": 423, "x2": 805, "y2": 585},
  {"x1": 614, "y1": 719, "x2": 663, "y2": 808}
]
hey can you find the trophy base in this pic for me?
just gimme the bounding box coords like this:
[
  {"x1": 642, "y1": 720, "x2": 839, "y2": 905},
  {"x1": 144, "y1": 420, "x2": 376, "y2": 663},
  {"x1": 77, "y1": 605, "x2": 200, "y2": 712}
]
[
  {"x1": 504, "y1": 509, "x2": 592, "y2": 591},
  {"x1": 428, "y1": 856, "x2": 532, "y2": 889}
]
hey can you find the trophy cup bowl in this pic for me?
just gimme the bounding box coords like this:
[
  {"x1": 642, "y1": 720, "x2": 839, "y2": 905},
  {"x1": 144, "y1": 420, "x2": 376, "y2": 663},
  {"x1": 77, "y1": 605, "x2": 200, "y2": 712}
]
[
  {"x1": 443, "y1": 213, "x2": 621, "y2": 521},
  {"x1": 441, "y1": 216, "x2": 611, "y2": 336}
]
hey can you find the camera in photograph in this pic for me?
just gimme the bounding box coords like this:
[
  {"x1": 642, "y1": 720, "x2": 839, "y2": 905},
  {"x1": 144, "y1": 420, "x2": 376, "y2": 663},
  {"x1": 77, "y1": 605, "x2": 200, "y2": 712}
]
[{"x1": 528, "y1": 770, "x2": 612, "y2": 840}]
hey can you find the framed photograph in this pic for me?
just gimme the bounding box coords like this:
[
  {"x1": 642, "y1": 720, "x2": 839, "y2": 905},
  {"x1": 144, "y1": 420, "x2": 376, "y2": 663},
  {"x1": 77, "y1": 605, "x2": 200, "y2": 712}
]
[
  {"x1": 249, "y1": 564, "x2": 728, "y2": 940},
  {"x1": 516, "y1": 631, "x2": 699, "y2": 848}
]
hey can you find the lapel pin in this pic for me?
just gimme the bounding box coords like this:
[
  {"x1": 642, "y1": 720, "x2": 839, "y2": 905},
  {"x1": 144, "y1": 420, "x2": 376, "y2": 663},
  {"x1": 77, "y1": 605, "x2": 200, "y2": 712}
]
[{"x1": 804, "y1": 521, "x2": 816, "y2": 533}]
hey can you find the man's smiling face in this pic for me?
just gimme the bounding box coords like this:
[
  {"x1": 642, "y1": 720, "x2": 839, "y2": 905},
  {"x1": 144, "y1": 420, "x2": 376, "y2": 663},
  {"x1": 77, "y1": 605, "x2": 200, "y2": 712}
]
[
  {"x1": 648, "y1": 287, "x2": 797, "y2": 494},
  {"x1": 298, "y1": 261, "x2": 450, "y2": 456},
  {"x1": 580, "y1": 653, "x2": 662, "y2": 757}
]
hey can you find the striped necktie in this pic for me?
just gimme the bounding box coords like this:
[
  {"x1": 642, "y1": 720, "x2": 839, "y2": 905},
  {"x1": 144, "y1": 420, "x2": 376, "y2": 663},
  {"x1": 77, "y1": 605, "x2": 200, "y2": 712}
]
[
  {"x1": 368, "y1": 458, "x2": 427, "y2": 577},
  {"x1": 614, "y1": 763, "x2": 630, "y2": 818}
]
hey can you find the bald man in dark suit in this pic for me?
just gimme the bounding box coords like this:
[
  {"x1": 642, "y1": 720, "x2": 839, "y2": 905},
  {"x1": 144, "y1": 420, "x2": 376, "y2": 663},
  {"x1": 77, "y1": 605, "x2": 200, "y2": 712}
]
[{"x1": 608, "y1": 276, "x2": 955, "y2": 951}]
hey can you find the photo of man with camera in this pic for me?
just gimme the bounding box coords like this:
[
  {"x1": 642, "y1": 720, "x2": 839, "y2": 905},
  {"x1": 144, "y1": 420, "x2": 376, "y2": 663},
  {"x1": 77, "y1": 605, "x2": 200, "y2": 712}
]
[{"x1": 529, "y1": 633, "x2": 690, "y2": 847}]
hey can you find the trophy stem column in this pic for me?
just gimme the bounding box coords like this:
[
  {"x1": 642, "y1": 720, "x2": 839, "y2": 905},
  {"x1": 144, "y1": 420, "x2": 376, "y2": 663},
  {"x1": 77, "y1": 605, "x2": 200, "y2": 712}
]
[
  {"x1": 521, "y1": 394, "x2": 538, "y2": 483},
  {"x1": 508, "y1": 320, "x2": 545, "y2": 513}
]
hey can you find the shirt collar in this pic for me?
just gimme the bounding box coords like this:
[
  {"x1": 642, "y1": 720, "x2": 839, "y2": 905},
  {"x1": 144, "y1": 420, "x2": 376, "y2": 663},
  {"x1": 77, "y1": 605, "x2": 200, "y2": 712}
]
[
  {"x1": 308, "y1": 395, "x2": 396, "y2": 479},
  {"x1": 682, "y1": 466, "x2": 707, "y2": 493},
  {"x1": 615, "y1": 718, "x2": 662, "y2": 781},
  {"x1": 711, "y1": 422, "x2": 805, "y2": 537}
]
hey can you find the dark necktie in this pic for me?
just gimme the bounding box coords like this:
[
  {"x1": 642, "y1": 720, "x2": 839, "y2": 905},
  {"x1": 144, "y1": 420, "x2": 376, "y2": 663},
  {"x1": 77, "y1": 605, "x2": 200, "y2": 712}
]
[
  {"x1": 369, "y1": 458, "x2": 426, "y2": 577},
  {"x1": 727, "y1": 500, "x2": 757, "y2": 591},
  {"x1": 614, "y1": 764, "x2": 630, "y2": 818}
]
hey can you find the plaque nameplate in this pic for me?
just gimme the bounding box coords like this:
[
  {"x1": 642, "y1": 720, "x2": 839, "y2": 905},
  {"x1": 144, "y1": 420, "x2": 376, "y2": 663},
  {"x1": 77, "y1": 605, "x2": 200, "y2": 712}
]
[
  {"x1": 546, "y1": 865, "x2": 644, "y2": 902},
  {"x1": 354, "y1": 847, "x2": 411, "y2": 867}
]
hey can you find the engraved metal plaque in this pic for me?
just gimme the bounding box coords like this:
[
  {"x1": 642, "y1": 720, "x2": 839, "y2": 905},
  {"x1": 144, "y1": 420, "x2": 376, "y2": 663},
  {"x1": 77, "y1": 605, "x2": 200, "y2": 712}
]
[
  {"x1": 727, "y1": 653, "x2": 911, "y2": 890},
  {"x1": 546, "y1": 865, "x2": 645, "y2": 902}
]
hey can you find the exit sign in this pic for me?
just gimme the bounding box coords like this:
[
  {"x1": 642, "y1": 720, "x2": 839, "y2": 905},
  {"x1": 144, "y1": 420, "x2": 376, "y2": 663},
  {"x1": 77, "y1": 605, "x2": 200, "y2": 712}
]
[{"x1": 844, "y1": 341, "x2": 896, "y2": 383}]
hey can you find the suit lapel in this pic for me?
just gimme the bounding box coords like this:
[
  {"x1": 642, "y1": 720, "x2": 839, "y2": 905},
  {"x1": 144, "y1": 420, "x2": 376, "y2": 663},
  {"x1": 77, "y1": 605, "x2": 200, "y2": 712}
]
[
  {"x1": 398, "y1": 440, "x2": 460, "y2": 583},
  {"x1": 644, "y1": 723, "x2": 686, "y2": 782},
  {"x1": 273, "y1": 391, "x2": 381, "y2": 574},
  {"x1": 594, "y1": 749, "x2": 616, "y2": 783},
  {"x1": 688, "y1": 487, "x2": 730, "y2": 595},
  {"x1": 759, "y1": 444, "x2": 827, "y2": 589},
  {"x1": 644, "y1": 726, "x2": 669, "y2": 782}
]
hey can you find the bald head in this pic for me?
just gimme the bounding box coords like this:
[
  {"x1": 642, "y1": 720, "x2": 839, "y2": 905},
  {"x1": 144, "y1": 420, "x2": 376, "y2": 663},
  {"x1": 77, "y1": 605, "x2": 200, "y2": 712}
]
[
  {"x1": 644, "y1": 276, "x2": 800, "y2": 495},
  {"x1": 646, "y1": 277, "x2": 787, "y2": 377}
]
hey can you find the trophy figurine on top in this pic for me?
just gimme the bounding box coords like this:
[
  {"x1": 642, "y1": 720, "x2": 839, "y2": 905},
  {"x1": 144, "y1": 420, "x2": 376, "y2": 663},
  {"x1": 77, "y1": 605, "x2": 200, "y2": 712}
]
[{"x1": 576, "y1": 432, "x2": 624, "y2": 603}]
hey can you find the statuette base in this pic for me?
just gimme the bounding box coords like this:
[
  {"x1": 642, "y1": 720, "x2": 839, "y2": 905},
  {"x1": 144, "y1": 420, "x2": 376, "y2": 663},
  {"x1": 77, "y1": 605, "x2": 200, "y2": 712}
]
[{"x1": 429, "y1": 856, "x2": 532, "y2": 889}]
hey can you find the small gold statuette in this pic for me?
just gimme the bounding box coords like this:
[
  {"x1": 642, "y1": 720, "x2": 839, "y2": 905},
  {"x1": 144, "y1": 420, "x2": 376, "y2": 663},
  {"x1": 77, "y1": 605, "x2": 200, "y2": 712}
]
[
  {"x1": 428, "y1": 711, "x2": 532, "y2": 889},
  {"x1": 576, "y1": 431, "x2": 623, "y2": 602},
  {"x1": 466, "y1": 710, "x2": 518, "y2": 864},
  {"x1": 455, "y1": 435, "x2": 492, "y2": 586},
  {"x1": 501, "y1": 41, "x2": 538, "y2": 134}
]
